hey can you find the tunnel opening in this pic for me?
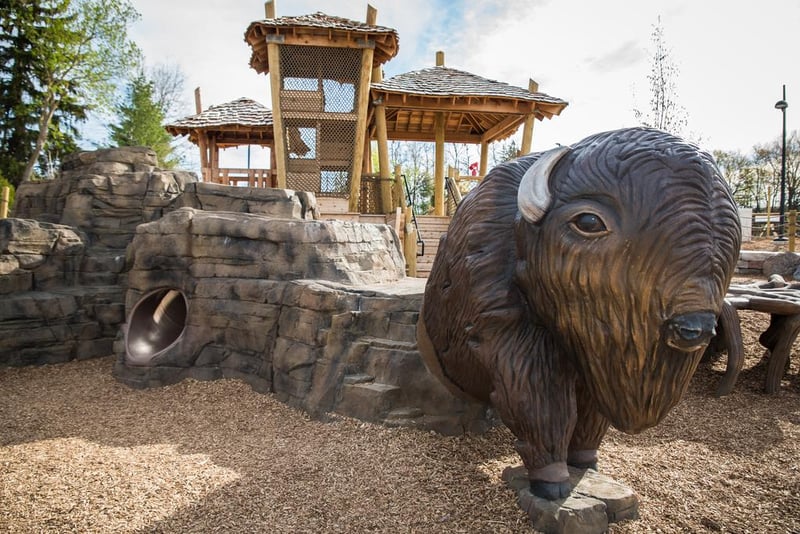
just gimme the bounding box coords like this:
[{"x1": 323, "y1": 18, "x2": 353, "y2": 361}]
[{"x1": 125, "y1": 288, "x2": 187, "y2": 365}]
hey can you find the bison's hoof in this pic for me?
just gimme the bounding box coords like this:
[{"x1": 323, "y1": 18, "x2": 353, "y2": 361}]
[{"x1": 530, "y1": 479, "x2": 571, "y2": 500}]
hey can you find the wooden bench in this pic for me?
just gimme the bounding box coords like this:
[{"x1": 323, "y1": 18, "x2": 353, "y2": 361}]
[{"x1": 710, "y1": 275, "x2": 800, "y2": 395}]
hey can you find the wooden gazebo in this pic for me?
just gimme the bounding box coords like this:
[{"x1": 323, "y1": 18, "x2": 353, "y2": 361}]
[
  {"x1": 369, "y1": 52, "x2": 568, "y2": 215},
  {"x1": 165, "y1": 95, "x2": 276, "y2": 187}
]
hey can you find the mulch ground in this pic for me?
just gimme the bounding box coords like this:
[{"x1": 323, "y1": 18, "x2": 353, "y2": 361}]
[{"x1": 1, "y1": 309, "x2": 798, "y2": 533}]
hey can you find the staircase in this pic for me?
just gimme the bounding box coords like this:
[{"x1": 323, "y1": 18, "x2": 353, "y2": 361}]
[{"x1": 412, "y1": 215, "x2": 450, "y2": 278}]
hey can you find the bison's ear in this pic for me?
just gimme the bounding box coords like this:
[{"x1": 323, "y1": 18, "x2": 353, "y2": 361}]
[{"x1": 517, "y1": 145, "x2": 571, "y2": 223}]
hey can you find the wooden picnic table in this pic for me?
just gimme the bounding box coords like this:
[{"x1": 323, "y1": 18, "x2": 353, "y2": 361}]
[{"x1": 710, "y1": 275, "x2": 800, "y2": 395}]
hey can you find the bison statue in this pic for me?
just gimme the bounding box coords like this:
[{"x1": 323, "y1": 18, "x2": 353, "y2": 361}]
[{"x1": 417, "y1": 127, "x2": 741, "y2": 500}]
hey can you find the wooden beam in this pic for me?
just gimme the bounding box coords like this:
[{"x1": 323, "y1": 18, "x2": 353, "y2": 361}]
[
  {"x1": 381, "y1": 131, "x2": 483, "y2": 144},
  {"x1": 434, "y1": 111, "x2": 445, "y2": 216},
  {"x1": 376, "y1": 92, "x2": 537, "y2": 114},
  {"x1": 480, "y1": 115, "x2": 524, "y2": 143},
  {"x1": 266, "y1": 33, "x2": 376, "y2": 51},
  {"x1": 520, "y1": 79, "x2": 538, "y2": 154},
  {"x1": 264, "y1": 0, "x2": 275, "y2": 18},
  {"x1": 349, "y1": 46, "x2": 375, "y2": 212},
  {"x1": 267, "y1": 42, "x2": 287, "y2": 188}
]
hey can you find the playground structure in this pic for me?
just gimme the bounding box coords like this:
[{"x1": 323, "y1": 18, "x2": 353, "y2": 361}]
[
  {"x1": 1, "y1": 4, "x2": 798, "y2": 533},
  {"x1": 167, "y1": 2, "x2": 568, "y2": 276}
]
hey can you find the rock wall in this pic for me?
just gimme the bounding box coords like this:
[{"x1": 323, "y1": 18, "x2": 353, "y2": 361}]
[
  {"x1": 2, "y1": 147, "x2": 315, "y2": 366},
  {"x1": 0, "y1": 218, "x2": 124, "y2": 365}
]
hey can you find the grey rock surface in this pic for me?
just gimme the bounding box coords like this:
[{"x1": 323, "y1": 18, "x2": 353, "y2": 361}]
[
  {"x1": 115, "y1": 208, "x2": 488, "y2": 434},
  {"x1": 503, "y1": 465, "x2": 639, "y2": 533}
]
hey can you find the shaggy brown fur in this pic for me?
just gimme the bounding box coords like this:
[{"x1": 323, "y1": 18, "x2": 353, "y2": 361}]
[{"x1": 418, "y1": 128, "x2": 741, "y2": 497}]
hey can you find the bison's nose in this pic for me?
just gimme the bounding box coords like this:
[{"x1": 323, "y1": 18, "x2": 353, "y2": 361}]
[{"x1": 665, "y1": 312, "x2": 717, "y2": 352}]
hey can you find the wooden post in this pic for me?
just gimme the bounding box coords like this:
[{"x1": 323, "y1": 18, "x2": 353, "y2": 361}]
[
  {"x1": 764, "y1": 187, "x2": 773, "y2": 237},
  {"x1": 404, "y1": 206, "x2": 418, "y2": 277},
  {"x1": 789, "y1": 210, "x2": 797, "y2": 252},
  {"x1": 394, "y1": 164, "x2": 405, "y2": 209},
  {"x1": 433, "y1": 51, "x2": 446, "y2": 216},
  {"x1": 194, "y1": 88, "x2": 209, "y2": 179},
  {"x1": 373, "y1": 80, "x2": 393, "y2": 213},
  {"x1": 520, "y1": 79, "x2": 538, "y2": 155},
  {"x1": 348, "y1": 46, "x2": 375, "y2": 213},
  {"x1": 479, "y1": 140, "x2": 489, "y2": 177},
  {"x1": 264, "y1": 0, "x2": 275, "y2": 18},
  {"x1": 394, "y1": 206, "x2": 402, "y2": 238},
  {"x1": 366, "y1": 5, "x2": 392, "y2": 213},
  {"x1": 0, "y1": 186, "x2": 9, "y2": 219},
  {"x1": 366, "y1": 4, "x2": 377, "y2": 24},
  {"x1": 209, "y1": 136, "x2": 218, "y2": 181},
  {"x1": 267, "y1": 43, "x2": 287, "y2": 188},
  {"x1": 434, "y1": 112, "x2": 446, "y2": 215}
]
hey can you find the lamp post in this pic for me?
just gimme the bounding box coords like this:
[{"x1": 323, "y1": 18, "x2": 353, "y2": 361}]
[{"x1": 775, "y1": 85, "x2": 788, "y2": 240}]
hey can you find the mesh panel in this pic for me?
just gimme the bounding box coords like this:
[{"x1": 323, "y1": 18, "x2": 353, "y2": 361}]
[
  {"x1": 360, "y1": 175, "x2": 382, "y2": 214},
  {"x1": 279, "y1": 45, "x2": 362, "y2": 198}
]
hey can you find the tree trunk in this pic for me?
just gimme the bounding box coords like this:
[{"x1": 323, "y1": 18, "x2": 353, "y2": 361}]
[{"x1": 20, "y1": 94, "x2": 58, "y2": 183}]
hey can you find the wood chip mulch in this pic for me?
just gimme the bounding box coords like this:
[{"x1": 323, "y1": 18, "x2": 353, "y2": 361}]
[{"x1": 1, "y1": 308, "x2": 798, "y2": 533}]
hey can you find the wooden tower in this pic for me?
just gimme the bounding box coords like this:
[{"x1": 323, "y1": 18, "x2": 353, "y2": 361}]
[{"x1": 245, "y1": 2, "x2": 399, "y2": 213}]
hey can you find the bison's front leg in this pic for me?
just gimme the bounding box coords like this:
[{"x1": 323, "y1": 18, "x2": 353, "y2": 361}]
[
  {"x1": 489, "y1": 332, "x2": 578, "y2": 500},
  {"x1": 568, "y1": 376, "x2": 610, "y2": 470}
]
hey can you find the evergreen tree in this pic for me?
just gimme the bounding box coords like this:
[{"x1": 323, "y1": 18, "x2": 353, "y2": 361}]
[
  {"x1": 108, "y1": 74, "x2": 178, "y2": 168},
  {"x1": 0, "y1": 0, "x2": 47, "y2": 184},
  {"x1": 0, "y1": 0, "x2": 139, "y2": 186}
]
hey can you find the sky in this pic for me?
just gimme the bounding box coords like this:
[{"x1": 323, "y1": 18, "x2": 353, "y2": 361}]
[{"x1": 114, "y1": 0, "x2": 800, "y2": 170}]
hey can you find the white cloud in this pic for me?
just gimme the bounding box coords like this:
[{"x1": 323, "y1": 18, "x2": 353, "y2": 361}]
[{"x1": 113, "y1": 0, "x2": 800, "y2": 166}]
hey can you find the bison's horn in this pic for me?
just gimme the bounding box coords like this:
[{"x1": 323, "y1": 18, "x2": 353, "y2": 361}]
[{"x1": 518, "y1": 146, "x2": 571, "y2": 223}]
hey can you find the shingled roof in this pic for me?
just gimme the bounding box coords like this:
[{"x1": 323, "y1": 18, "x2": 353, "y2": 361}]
[
  {"x1": 372, "y1": 66, "x2": 567, "y2": 112},
  {"x1": 370, "y1": 66, "x2": 568, "y2": 144},
  {"x1": 245, "y1": 12, "x2": 400, "y2": 74},
  {"x1": 165, "y1": 98, "x2": 274, "y2": 147}
]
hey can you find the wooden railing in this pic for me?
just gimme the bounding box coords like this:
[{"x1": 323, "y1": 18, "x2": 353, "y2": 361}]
[{"x1": 201, "y1": 167, "x2": 276, "y2": 188}]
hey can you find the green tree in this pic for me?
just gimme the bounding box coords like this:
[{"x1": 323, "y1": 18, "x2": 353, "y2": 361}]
[
  {"x1": 108, "y1": 73, "x2": 178, "y2": 168},
  {"x1": 0, "y1": 0, "x2": 140, "y2": 186},
  {"x1": 0, "y1": 1, "x2": 48, "y2": 184}
]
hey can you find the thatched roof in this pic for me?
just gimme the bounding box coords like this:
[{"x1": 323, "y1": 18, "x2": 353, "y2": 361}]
[
  {"x1": 165, "y1": 98, "x2": 274, "y2": 147},
  {"x1": 245, "y1": 12, "x2": 399, "y2": 74},
  {"x1": 370, "y1": 66, "x2": 568, "y2": 144}
]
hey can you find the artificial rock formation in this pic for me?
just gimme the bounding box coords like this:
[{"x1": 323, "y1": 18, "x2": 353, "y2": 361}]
[
  {"x1": 0, "y1": 218, "x2": 124, "y2": 365},
  {"x1": 2, "y1": 145, "x2": 490, "y2": 435},
  {"x1": 114, "y1": 208, "x2": 488, "y2": 434}
]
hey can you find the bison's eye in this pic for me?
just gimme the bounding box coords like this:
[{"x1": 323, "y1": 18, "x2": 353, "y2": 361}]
[{"x1": 571, "y1": 213, "x2": 608, "y2": 235}]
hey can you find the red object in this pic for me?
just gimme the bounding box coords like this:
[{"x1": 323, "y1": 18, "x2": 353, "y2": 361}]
[{"x1": 469, "y1": 162, "x2": 478, "y2": 176}]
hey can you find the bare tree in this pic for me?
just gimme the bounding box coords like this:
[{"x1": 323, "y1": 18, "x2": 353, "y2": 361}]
[
  {"x1": 148, "y1": 62, "x2": 188, "y2": 121},
  {"x1": 633, "y1": 17, "x2": 688, "y2": 136}
]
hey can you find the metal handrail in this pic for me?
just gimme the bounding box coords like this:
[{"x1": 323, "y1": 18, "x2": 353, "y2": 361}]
[{"x1": 401, "y1": 174, "x2": 425, "y2": 257}]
